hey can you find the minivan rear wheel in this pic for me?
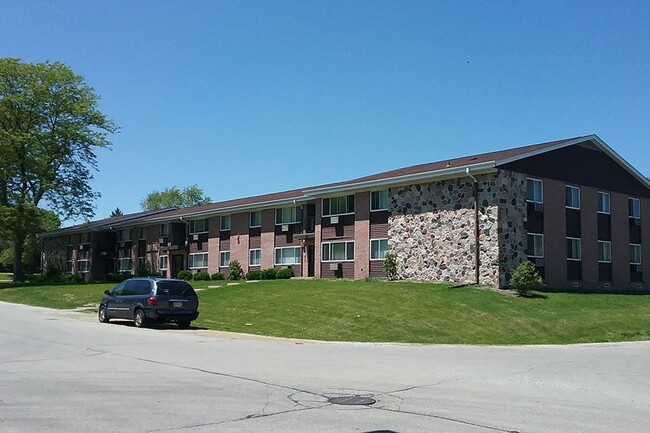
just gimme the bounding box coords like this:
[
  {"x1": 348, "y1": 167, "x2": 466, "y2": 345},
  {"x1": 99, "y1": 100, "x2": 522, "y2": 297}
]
[{"x1": 134, "y1": 309, "x2": 147, "y2": 328}]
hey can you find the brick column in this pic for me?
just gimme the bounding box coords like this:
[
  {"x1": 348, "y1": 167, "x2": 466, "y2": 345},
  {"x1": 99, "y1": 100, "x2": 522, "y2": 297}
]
[
  {"x1": 581, "y1": 186, "x2": 598, "y2": 288},
  {"x1": 354, "y1": 192, "x2": 370, "y2": 279},
  {"x1": 314, "y1": 199, "x2": 322, "y2": 278},
  {"x1": 543, "y1": 179, "x2": 567, "y2": 288},
  {"x1": 230, "y1": 212, "x2": 249, "y2": 274},
  {"x1": 261, "y1": 209, "x2": 275, "y2": 270},
  {"x1": 207, "y1": 216, "x2": 220, "y2": 274},
  {"x1": 611, "y1": 192, "x2": 630, "y2": 288}
]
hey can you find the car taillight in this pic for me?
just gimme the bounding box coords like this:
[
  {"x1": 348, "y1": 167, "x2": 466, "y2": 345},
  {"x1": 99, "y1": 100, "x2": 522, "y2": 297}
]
[{"x1": 147, "y1": 296, "x2": 158, "y2": 306}]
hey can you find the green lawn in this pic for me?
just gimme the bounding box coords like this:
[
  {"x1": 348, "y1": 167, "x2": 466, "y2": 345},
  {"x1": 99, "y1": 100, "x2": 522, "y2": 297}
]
[
  {"x1": 0, "y1": 273, "x2": 13, "y2": 281},
  {"x1": 1, "y1": 279, "x2": 649, "y2": 344}
]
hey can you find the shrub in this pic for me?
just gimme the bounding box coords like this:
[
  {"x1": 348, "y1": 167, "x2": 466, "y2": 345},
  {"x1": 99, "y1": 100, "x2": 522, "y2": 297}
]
[
  {"x1": 62, "y1": 273, "x2": 84, "y2": 284},
  {"x1": 44, "y1": 266, "x2": 62, "y2": 282},
  {"x1": 246, "y1": 270, "x2": 262, "y2": 280},
  {"x1": 177, "y1": 270, "x2": 192, "y2": 281},
  {"x1": 260, "y1": 268, "x2": 277, "y2": 280},
  {"x1": 228, "y1": 260, "x2": 244, "y2": 280},
  {"x1": 276, "y1": 268, "x2": 294, "y2": 279},
  {"x1": 136, "y1": 264, "x2": 150, "y2": 277},
  {"x1": 510, "y1": 261, "x2": 543, "y2": 297},
  {"x1": 383, "y1": 252, "x2": 397, "y2": 281},
  {"x1": 193, "y1": 271, "x2": 211, "y2": 281},
  {"x1": 211, "y1": 272, "x2": 225, "y2": 280},
  {"x1": 105, "y1": 273, "x2": 122, "y2": 283}
]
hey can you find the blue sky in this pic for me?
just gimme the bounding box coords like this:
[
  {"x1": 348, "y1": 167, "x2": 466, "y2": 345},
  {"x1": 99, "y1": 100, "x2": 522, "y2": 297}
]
[{"x1": 2, "y1": 1, "x2": 649, "y2": 223}]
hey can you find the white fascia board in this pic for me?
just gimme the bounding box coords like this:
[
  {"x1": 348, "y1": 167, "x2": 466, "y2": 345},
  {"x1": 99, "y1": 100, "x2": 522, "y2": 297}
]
[
  {"x1": 497, "y1": 134, "x2": 650, "y2": 190},
  {"x1": 135, "y1": 196, "x2": 307, "y2": 225},
  {"x1": 302, "y1": 162, "x2": 498, "y2": 197}
]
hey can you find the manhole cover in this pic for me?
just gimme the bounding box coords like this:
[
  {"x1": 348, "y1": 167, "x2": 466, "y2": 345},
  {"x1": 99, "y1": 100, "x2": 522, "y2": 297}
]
[{"x1": 328, "y1": 396, "x2": 376, "y2": 406}]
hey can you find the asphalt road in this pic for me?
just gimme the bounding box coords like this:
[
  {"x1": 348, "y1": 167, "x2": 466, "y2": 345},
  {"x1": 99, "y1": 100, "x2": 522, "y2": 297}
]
[{"x1": 0, "y1": 301, "x2": 649, "y2": 433}]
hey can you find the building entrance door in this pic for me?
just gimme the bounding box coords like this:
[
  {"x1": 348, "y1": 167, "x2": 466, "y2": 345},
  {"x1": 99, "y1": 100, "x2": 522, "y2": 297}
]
[
  {"x1": 307, "y1": 245, "x2": 315, "y2": 277},
  {"x1": 171, "y1": 254, "x2": 184, "y2": 278}
]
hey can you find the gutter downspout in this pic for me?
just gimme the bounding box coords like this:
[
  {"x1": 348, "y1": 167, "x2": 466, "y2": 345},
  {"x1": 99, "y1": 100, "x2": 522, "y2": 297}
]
[{"x1": 466, "y1": 168, "x2": 480, "y2": 285}]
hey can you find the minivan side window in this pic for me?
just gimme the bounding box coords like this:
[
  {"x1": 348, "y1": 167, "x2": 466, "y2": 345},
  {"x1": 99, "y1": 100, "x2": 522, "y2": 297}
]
[
  {"x1": 122, "y1": 281, "x2": 137, "y2": 296},
  {"x1": 111, "y1": 282, "x2": 125, "y2": 296},
  {"x1": 133, "y1": 280, "x2": 152, "y2": 296}
]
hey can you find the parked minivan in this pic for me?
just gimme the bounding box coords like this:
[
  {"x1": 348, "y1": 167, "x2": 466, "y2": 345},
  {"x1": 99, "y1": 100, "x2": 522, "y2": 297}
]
[{"x1": 98, "y1": 278, "x2": 199, "y2": 328}]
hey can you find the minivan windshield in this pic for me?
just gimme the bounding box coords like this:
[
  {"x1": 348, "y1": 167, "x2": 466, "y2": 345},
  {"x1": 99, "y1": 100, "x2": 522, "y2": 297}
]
[{"x1": 156, "y1": 281, "x2": 197, "y2": 297}]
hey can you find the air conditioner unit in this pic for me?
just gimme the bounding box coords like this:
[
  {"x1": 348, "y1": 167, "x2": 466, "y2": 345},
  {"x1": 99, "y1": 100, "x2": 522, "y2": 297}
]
[
  {"x1": 193, "y1": 234, "x2": 199, "y2": 241},
  {"x1": 329, "y1": 262, "x2": 340, "y2": 271},
  {"x1": 158, "y1": 237, "x2": 166, "y2": 244},
  {"x1": 79, "y1": 244, "x2": 84, "y2": 250},
  {"x1": 281, "y1": 224, "x2": 289, "y2": 232},
  {"x1": 330, "y1": 215, "x2": 339, "y2": 224}
]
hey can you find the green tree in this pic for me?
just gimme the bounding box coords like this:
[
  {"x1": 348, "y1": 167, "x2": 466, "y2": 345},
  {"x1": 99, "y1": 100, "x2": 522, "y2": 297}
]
[
  {"x1": 110, "y1": 207, "x2": 123, "y2": 217},
  {"x1": 0, "y1": 58, "x2": 116, "y2": 282},
  {"x1": 0, "y1": 209, "x2": 59, "y2": 273},
  {"x1": 140, "y1": 185, "x2": 211, "y2": 211}
]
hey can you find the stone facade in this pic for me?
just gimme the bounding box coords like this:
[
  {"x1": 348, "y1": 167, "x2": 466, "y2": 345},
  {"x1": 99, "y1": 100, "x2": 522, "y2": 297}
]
[{"x1": 388, "y1": 170, "x2": 527, "y2": 287}]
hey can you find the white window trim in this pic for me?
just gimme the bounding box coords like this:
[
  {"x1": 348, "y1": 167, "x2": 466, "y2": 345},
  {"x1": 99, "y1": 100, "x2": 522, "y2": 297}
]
[
  {"x1": 598, "y1": 241, "x2": 612, "y2": 264},
  {"x1": 249, "y1": 248, "x2": 261, "y2": 266},
  {"x1": 321, "y1": 241, "x2": 355, "y2": 262},
  {"x1": 275, "y1": 207, "x2": 300, "y2": 225},
  {"x1": 597, "y1": 191, "x2": 611, "y2": 215},
  {"x1": 189, "y1": 252, "x2": 209, "y2": 269},
  {"x1": 566, "y1": 237, "x2": 582, "y2": 261},
  {"x1": 526, "y1": 233, "x2": 544, "y2": 259},
  {"x1": 117, "y1": 257, "x2": 132, "y2": 272},
  {"x1": 274, "y1": 247, "x2": 301, "y2": 265},
  {"x1": 370, "y1": 238, "x2": 389, "y2": 261},
  {"x1": 629, "y1": 197, "x2": 641, "y2": 219},
  {"x1": 565, "y1": 185, "x2": 580, "y2": 210},
  {"x1": 159, "y1": 255, "x2": 169, "y2": 271},
  {"x1": 77, "y1": 259, "x2": 90, "y2": 273},
  {"x1": 322, "y1": 195, "x2": 355, "y2": 217},
  {"x1": 630, "y1": 243, "x2": 642, "y2": 265},
  {"x1": 118, "y1": 229, "x2": 132, "y2": 242},
  {"x1": 219, "y1": 251, "x2": 230, "y2": 267},
  {"x1": 138, "y1": 227, "x2": 146, "y2": 240},
  {"x1": 220, "y1": 215, "x2": 231, "y2": 231},
  {"x1": 249, "y1": 211, "x2": 262, "y2": 228},
  {"x1": 159, "y1": 224, "x2": 169, "y2": 238},
  {"x1": 526, "y1": 178, "x2": 544, "y2": 204},
  {"x1": 189, "y1": 219, "x2": 209, "y2": 235},
  {"x1": 370, "y1": 190, "x2": 389, "y2": 212}
]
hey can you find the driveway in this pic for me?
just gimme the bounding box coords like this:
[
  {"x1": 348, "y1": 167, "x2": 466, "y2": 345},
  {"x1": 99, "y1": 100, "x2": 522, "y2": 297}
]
[{"x1": 0, "y1": 301, "x2": 648, "y2": 433}]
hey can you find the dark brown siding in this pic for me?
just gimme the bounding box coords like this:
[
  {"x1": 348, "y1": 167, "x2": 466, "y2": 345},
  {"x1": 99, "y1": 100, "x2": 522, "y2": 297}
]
[
  {"x1": 543, "y1": 179, "x2": 567, "y2": 288},
  {"x1": 249, "y1": 236, "x2": 261, "y2": 249},
  {"x1": 581, "y1": 186, "x2": 599, "y2": 287},
  {"x1": 501, "y1": 145, "x2": 650, "y2": 198},
  {"x1": 320, "y1": 261, "x2": 354, "y2": 278},
  {"x1": 369, "y1": 260, "x2": 385, "y2": 278},
  {"x1": 370, "y1": 210, "x2": 389, "y2": 239},
  {"x1": 611, "y1": 192, "x2": 630, "y2": 287}
]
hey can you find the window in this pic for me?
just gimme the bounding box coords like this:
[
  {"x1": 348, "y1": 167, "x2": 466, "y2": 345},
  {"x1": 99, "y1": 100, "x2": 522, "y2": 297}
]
[
  {"x1": 370, "y1": 239, "x2": 388, "y2": 260},
  {"x1": 220, "y1": 251, "x2": 230, "y2": 267},
  {"x1": 160, "y1": 224, "x2": 169, "y2": 238},
  {"x1": 117, "y1": 258, "x2": 132, "y2": 273},
  {"x1": 249, "y1": 249, "x2": 261, "y2": 266},
  {"x1": 220, "y1": 215, "x2": 231, "y2": 231},
  {"x1": 566, "y1": 238, "x2": 581, "y2": 261},
  {"x1": 159, "y1": 255, "x2": 168, "y2": 271},
  {"x1": 565, "y1": 186, "x2": 580, "y2": 209},
  {"x1": 526, "y1": 234, "x2": 544, "y2": 258},
  {"x1": 370, "y1": 190, "x2": 389, "y2": 211},
  {"x1": 275, "y1": 247, "x2": 301, "y2": 265},
  {"x1": 189, "y1": 253, "x2": 208, "y2": 269},
  {"x1": 66, "y1": 260, "x2": 73, "y2": 272},
  {"x1": 189, "y1": 218, "x2": 209, "y2": 234},
  {"x1": 630, "y1": 244, "x2": 642, "y2": 265},
  {"x1": 526, "y1": 178, "x2": 543, "y2": 204},
  {"x1": 139, "y1": 227, "x2": 146, "y2": 240},
  {"x1": 77, "y1": 259, "x2": 89, "y2": 273},
  {"x1": 321, "y1": 241, "x2": 354, "y2": 261},
  {"x1": 80, "y1": 233, "x2": 89, "y2": 244},
  {"x1": 137, "y1": 257, "x2": 146, "y2": 268},
  {"x1": 67, "y1": 235, "x2": 73, "y2": 245},
  {"x1": 597, "y1": 192, "x2": 610, "y2": 214},
  {"x1": 629, "y1": 198, "x2": 640, "y2": 219},
  {"x1": 275, "y1": 207, "x2": 300, "y2": 225},
  {"x1": 598, "y1": 241, "x2": 612, "y2": 263},
  {"x1": 250, "y1": 211, "x2": 262, "y2": 228},
  {"x1": 117, "y1": 229, "x2": 131, "y2": 242},
  {"x1": 323, "y1": 195, "x2": 355, "y2": 216}
]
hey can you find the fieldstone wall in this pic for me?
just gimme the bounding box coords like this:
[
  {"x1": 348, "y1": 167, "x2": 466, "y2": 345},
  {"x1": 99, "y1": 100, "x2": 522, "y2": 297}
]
[{"x1": 388, "y1": 170, "x2": 526, "y2": 287}]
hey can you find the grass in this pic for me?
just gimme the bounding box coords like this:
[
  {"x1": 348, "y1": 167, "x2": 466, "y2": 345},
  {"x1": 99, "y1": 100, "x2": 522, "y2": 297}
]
[
  {"x1": 0, "y1": 273, "x2": 13, "y2": 281},
  {"x1": 1, "y1": 279, "x2": 649, "y2": 344}
]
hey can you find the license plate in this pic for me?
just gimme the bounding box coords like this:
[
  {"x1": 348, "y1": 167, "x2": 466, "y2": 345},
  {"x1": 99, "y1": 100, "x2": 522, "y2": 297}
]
[{"x1": 172, "y1": 302, "x2": 183, "y2": 308}]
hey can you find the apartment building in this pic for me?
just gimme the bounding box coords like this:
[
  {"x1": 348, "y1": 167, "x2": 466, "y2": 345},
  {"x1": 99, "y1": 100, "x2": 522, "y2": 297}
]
[{"x1": 41, "y1": 135, "x2": 650, "y2": 290}]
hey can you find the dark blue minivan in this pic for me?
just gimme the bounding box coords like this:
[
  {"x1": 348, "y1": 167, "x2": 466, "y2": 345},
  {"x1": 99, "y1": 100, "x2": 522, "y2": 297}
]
[{"x1": 98, "y1": 278, "x2": 199, "y2": 328}]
